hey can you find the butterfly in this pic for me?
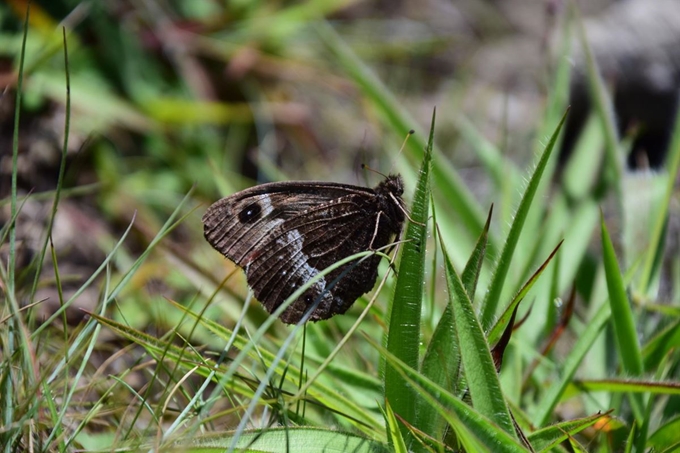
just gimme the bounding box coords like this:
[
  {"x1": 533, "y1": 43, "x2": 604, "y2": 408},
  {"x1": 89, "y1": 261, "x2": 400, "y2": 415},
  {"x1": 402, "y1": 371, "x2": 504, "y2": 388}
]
[{"x1": 202, "y1": 174, "x2": 405, "y2": 324}]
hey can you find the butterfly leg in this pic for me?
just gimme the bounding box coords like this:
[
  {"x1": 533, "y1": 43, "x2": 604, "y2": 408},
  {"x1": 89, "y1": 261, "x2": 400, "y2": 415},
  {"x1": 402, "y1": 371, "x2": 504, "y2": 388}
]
[
  {"x1": 369, "y1": 211, "x2": 401, "y2": 276},
  {"x1": 389, "y1": 192, "x2": 425, "y2": 227},
  {"x1": 368, "y1": 211, "x2": 384, "y2": 250}
]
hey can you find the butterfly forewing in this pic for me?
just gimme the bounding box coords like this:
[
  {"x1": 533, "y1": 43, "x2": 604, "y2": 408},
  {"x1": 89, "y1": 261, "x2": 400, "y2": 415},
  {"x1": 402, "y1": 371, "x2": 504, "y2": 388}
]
[{"x1": 202, "y1": 175, "x2": 405, "y2": 324}]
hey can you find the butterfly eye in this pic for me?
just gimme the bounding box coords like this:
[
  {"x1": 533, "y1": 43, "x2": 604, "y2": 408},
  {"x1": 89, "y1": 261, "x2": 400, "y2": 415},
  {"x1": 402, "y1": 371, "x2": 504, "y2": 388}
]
[{"x1": 238, "y1": 203, "x2": 262, "y2": 223}]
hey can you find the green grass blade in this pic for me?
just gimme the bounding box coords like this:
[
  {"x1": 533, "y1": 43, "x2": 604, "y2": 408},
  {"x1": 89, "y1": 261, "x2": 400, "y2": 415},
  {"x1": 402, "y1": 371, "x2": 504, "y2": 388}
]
[
  {"x1": 540, "y1": 9, "x2": 573, "y2": 137},
  {"x1": 383, "y1": 109, "x2": 433, "y2": 445},
  {"x1": 480, "y1": 110, "x2": 569, "y2": 329},
  {"x1": 487, "y1": 240, "x2": 563, "y2": 347},
  {"x1": 416, "y1": 301, "x2": 458, "y2": 444},
  {"x1": 370, "y1": 336, "x2": 527, "y2": 452},
  {"x1": 517, "y1": 9, "x2": 572, "y2": 288},
  {"x1": 188, "y1": 428, "x2": 390, "y2": 453},
  {"x1": 28, "y1": 28, "x2": 71, "y2": 308},
  {"x1": 7, "y1": 0, "x2": 31, "y2": 300},
  {"x1": 383, "y1": 401, "x2": 408, "y2": 453},
  {"x1": 600, "y1": 214, "x2": 643, "y2": 377},
  {"x1": 642, "y1": 319, "x2": 680, "y2": 372},
  {"x1": 414, "y1": 204, "x2": 494, "y2": 443},
  {"x1": 649, "y1": 416, "x2": 680, "y2": 452},
  {"x1": 441, "y1": 239, "x2": 515, "y2": 437},
  {"x1": 316, "y1": 22, "x2": 487, "y2": 244},
  {"x1": 532, "y1": 301, "x2": 610, "y2": 426},
  {"x1": 3, "y1": 8, "x2": 36, "y2": 450},
  {"x1": 638, "y1": 84, "x2": 680, "y2": 293},
  {"x1": 461, "y1": 205, "x2": 493, "y2": 301},
  {"x1": 575, "y1": 379, "x2": 680, "y2": 395},
  {"x1": 563, "y1": 113, "x2": 605, "y2": 200},
  {"x1": 527, "y1": 411, "x2": 609, "y2": 451},
  {"x1": 456, "y1": 117, "x2": 520, "y2": 195},
  {"x1": 600, "y1": 212, "x2": 645, "y2": 427},
  {"x1": 573, "y1": 4, "x2": 623, "y2": 198}
]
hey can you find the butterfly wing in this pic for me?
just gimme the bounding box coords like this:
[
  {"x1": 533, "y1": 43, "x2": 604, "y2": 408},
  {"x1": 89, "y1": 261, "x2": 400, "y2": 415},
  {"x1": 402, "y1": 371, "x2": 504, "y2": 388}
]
[{"x1": 203, "y1": 178, "x2": 404, "y2": 323}]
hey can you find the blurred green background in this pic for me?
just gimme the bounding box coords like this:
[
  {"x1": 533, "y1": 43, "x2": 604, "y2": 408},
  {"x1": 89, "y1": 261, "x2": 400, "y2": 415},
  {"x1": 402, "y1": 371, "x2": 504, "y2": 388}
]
[{"x1": 2, "y1": 0, "x2": 680, "y2": 451}]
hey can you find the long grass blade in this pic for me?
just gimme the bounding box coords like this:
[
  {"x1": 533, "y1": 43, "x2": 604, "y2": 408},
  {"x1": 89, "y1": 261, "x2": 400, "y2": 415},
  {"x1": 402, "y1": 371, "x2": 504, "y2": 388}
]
[
  {"x1": 480, "y1": 110, "x2": 569, "y2": 329},
  {"x1": 383, "y1": 109, "x2": 434, "y2": 445}
]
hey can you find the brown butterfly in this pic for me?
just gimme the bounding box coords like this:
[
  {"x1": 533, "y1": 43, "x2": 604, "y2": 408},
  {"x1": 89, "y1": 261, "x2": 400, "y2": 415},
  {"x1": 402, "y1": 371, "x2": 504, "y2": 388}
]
[{"x1": 202, "y1": 175, "x2": 405, "y2": 324}]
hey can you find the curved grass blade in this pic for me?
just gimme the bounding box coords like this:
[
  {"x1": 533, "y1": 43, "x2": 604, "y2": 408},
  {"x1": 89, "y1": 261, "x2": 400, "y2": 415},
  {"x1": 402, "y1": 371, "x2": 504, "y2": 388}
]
[
  {"x1": 369, "y1": 335, "x2": 527, "y2": 452},
  {"x1": 642, "y1": 319, "x2": 680, "y2": 372},
  {"x1": 532, "y1": 301, "x2": 610, "y2": 427},
  {"x1": 480, "y1": 110, "x2": 569, "y2": 330},
  {"x1": 442, "y1": 240, "x2": 515, "y2": 437},
  {"x1": 415, "y1": 207, "x2": 493, "y2": 444},
  {"x1": 527, "y1": 411, "x2": 610, "y2": 452},
  {"x1": 487, "y1": 240, "x2": 564, "y2": 347}
]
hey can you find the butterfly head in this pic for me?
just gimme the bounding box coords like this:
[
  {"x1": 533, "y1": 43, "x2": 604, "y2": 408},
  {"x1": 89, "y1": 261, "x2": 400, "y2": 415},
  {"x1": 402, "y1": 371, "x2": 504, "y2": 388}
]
[{"x1": 375, "y1": 174, "x2": 404, "y2": 198}]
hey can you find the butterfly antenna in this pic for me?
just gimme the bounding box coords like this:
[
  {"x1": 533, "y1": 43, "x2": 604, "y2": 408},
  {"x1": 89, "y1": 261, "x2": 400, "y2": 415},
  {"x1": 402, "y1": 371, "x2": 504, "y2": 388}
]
[
  {"x1": 356, "y1": 130, "x2": 371, "y2": 185},
  {"x1": 388, "y1": 129, "x2": 415, "y2": 175},
  {"x1": 361, "y1": 129, "x2": 414, "y2": 180},
  {"x1": 361, "y1": 162, "x2": 388, "y2": 180}
]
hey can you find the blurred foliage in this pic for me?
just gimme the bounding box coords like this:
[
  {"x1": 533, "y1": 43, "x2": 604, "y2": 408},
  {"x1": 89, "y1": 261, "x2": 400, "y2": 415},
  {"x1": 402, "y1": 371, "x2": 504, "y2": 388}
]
[{"x1": 1, "y1": 0, "x2": 680, "y2": 452}]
